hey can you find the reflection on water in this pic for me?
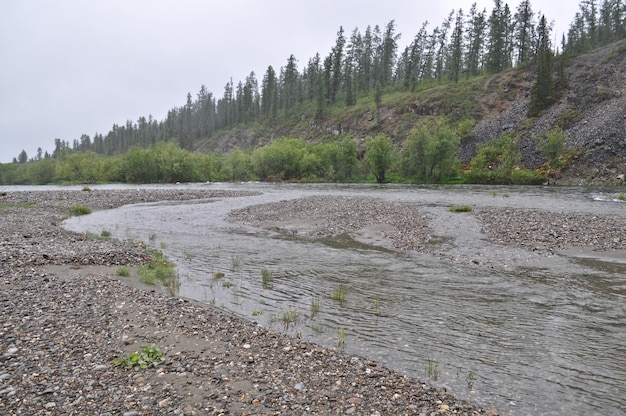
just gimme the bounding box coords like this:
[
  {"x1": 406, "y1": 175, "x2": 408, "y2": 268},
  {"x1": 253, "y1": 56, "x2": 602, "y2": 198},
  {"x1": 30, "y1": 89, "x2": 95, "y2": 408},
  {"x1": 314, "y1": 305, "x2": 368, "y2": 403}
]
[{"x1": 64, "y1": 183, "x2": 626, "y2": 416}]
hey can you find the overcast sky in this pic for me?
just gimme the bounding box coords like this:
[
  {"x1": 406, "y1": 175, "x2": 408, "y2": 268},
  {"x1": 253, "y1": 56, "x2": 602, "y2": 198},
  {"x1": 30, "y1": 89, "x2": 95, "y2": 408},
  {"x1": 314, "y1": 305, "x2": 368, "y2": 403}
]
[{"x1": 0, "y1": 0, "x2": 579, "y2": 163}]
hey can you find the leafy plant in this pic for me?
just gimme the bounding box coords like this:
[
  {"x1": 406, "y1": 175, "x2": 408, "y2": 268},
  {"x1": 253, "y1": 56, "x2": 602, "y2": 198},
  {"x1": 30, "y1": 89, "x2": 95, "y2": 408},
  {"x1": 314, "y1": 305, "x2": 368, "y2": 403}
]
[{"x1": 114, "y1": 344, "x2": 165, "y2": 370}]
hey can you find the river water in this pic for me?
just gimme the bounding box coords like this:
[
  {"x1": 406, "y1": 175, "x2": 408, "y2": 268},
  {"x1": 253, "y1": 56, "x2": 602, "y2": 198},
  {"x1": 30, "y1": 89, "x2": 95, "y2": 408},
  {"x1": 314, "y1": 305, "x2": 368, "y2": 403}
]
[{"x1": 63, "y1": 183, "x2": 626, "y2": 416}]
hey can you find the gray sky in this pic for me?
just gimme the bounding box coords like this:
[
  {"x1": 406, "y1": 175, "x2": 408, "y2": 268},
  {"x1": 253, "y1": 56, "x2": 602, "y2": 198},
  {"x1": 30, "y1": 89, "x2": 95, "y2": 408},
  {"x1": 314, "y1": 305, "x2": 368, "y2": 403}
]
[{"x1": 0, "y1": 0, "x2": 579, "y2": 163}]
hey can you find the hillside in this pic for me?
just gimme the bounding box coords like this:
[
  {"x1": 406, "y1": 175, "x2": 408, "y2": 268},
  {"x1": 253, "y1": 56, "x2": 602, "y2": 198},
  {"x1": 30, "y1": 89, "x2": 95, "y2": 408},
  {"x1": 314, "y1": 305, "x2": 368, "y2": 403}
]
[{"x1": 195, "y1": 40, "x2": 626, "y2": 186}]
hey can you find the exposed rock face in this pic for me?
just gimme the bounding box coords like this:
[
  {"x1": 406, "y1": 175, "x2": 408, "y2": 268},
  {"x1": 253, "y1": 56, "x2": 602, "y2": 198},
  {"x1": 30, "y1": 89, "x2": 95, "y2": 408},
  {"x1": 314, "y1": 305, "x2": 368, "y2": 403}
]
[{"x1": 463, "y1": 40, "x2": 626, "y2": 183}]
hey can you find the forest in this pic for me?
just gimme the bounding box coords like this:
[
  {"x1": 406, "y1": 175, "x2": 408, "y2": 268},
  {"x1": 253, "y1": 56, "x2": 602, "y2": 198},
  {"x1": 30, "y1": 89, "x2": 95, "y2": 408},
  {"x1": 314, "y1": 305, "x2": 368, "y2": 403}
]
[{"x1": 2, "y1": 0, "x2": 625, "y2": 185}]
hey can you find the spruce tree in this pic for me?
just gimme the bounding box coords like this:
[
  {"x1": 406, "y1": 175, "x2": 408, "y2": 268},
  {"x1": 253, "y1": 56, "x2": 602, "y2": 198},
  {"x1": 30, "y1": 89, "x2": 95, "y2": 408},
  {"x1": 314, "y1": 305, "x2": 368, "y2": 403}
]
[{"x1": 528, "y1": 15, "x2": 555, "y2": 117}]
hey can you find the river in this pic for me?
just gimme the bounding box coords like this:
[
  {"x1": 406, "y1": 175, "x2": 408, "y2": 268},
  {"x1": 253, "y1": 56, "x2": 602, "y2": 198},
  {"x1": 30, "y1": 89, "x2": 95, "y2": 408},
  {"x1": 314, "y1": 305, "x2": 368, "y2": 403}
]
[{"x1": 63, "y1": 183, "x2": 626, "y2": 416}]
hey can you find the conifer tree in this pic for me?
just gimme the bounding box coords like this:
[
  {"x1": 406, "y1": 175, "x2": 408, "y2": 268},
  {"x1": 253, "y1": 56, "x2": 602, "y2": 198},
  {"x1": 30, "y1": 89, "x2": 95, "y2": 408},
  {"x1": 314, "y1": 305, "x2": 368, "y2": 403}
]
[{"x1": 528, "y1": 15, "x2": 554, "y2": 117}]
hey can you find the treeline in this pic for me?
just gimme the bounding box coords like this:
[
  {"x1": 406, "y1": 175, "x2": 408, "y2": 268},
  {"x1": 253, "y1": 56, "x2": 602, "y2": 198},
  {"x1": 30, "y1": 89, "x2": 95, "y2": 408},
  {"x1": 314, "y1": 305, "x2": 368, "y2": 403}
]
[
  {"x1": 1, "y1": 117, "x2": 569, "y2": 185},
  {"x1": 9, "y1": 0, "x2": 624, "y2": 164}
]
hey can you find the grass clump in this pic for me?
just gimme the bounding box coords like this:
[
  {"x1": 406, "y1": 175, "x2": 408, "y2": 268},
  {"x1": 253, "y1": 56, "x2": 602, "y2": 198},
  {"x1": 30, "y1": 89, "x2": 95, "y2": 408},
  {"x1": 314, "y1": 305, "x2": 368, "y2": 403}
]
[
  {"x1": 310, "y1": 296, "x2": 321, "y2": 316},
  {"x1": 337, "y1": 328, "x2": 346, "y2": 350},
  {"x1": 279, "y1": 309, "x2": 299, "y2": 330},
  {"x1": 618, "y1": 193, "x2": 625, "y2": 201},
  {"x1": 116, "y1": 266, "x2": 131, "y2": 277},
  {"x1": 261, "y1": 268, "x2": 273, "y2": 287},
  {"x1": 139, "y1": 250, "x2": 178, "y2": 295},
  {"x1": 113, "y1": 344, "x2": 165, "y2": 370},
  {"x1": 0, "y1": 202, "x2": 35, "y2": 211},
  {"x1": 332, "y1": 285, "x2": 347, "y2": 302},
  {"x1": 449, "y1": 205, "x2": 472, "y2": 212},
  {"x1": 69, "y1": 204, "x2": 91, "y2": 216},
  {"x1": 427, "y1": 358, "x2": 439, "y2": 381}
]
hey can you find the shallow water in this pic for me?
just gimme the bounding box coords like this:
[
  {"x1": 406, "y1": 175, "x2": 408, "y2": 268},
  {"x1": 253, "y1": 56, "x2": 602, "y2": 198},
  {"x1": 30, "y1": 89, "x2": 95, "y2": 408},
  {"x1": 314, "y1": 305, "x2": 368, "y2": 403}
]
[{"x1": 64, "y1": 183, "x2": 626, "y2": 416}]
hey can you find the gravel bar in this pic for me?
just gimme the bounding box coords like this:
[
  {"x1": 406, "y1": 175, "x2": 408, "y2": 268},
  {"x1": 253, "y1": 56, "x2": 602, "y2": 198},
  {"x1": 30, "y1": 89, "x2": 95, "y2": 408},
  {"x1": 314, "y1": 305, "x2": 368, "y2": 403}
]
[{"x1": 1, "y1": 189, "x2": 497, "y2": 416}]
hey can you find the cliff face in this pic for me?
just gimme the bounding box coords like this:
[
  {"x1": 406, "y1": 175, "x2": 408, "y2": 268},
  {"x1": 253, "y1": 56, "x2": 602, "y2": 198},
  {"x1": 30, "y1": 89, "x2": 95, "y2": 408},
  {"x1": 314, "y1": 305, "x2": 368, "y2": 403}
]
[
  {"x1": 196, "y1": 40, "x2": 626, "y2": 185},
  {"x1": 465, "y1": 39, "x2": 626, "y2": 185}
]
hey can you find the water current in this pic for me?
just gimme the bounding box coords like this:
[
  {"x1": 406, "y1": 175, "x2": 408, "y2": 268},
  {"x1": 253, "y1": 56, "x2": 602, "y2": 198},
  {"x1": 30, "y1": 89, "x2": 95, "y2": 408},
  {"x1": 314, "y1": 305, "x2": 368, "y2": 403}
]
[{"x1": 63, "y1": 183, "x2": 626, "y2": 416}]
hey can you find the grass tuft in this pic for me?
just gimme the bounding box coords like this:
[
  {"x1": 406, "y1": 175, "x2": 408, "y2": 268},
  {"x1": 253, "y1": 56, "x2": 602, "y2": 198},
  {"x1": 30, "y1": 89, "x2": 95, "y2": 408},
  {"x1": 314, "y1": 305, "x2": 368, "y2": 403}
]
[
  {"x1": 449, "y1": 205, "x2": 472, "y2": 212},
  {"x1": 116, "y1": 266, "x2": 131, "y2": 277},
  {"x1": 139, "y1": 250, "x2": 178, "y2": 295},
  {"x1": 261, "y1": 268, "x2": 273, "y2": 287},
  {"x1": 69, "y1": 204, "x2": 91, "y2": 216},
  {"x1": 331, "y1": 285, "x2": 347, "y2": 302}
]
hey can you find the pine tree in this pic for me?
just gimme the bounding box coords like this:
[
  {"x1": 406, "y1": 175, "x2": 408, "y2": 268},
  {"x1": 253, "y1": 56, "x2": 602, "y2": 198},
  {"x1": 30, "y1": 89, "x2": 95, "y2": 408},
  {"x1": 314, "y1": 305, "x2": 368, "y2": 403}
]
[
  {"x1": 514, "y1": 0, "x2": 535, "y2": 66},
  {"x1": 528, "y1": 15, "x2": 555, "y2": 117},
  {"x1": 465, "y1": 3, "x2": 487, "y2": 77},
  {"x1": 448, "y1": 9, "x2": 465, "y2": 83}
]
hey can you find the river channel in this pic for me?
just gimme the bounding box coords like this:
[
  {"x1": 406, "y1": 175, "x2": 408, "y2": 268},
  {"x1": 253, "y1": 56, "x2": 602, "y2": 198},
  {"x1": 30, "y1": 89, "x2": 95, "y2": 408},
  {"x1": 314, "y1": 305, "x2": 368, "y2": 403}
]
[{"x1": 64, "y1": 183, "x2": 626, "y2": 416}]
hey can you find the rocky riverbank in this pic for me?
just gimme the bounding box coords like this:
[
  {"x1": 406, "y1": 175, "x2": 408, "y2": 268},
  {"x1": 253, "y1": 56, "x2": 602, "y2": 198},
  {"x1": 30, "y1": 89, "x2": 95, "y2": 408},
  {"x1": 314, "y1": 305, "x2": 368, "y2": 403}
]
[
  {"x1": 2, "y1": 188, "x2": 624, "y2": 415},
  {"x1": 1, "y1": 188, "x2": 497, "y2": 416}
]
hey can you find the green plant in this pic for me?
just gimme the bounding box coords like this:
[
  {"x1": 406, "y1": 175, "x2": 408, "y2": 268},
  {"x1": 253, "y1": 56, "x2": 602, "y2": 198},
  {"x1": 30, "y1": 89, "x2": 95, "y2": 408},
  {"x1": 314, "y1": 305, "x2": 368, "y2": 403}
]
[
  {"x1": 449, "y1": 205, "x2": 472, "y2": 212},
  {"x1": 85, "y1": 231, "x2": 109, "y2": 241},
  {"x1": 373, "y1": 296, "x2": 381, "y2": 316},
  {"x1": 261, "y1": 268, "x2": 273, "y2": 287},
  {"x1": 310, "y1": 296, "x2": 321, "y2": 316},
  {"x1": 332, "y1": 285, "x2": 347, "y2": 302},
  {"x1": 281, "y1": 309, "x2": 299, "y2": 330},
  {"x1": 113, "y1": 344, "x2": 165, "y2": 370},
  {"x1": 312, "y1": 323, "x2": 324, "y2": 333},
  {"x1": 138, "y1": 250, "x2": 178, "y2": 295},
  {"x1": 252, "y1": 310, "x2": 264, "y2": 316},
  {"x1": 337, "y1": 328, "x2": 346, "y2": 350},
  {"x1": 427, "y1": 358, "x2": 439, "y2": 381},
  {"x1": 160, "y1": 241, "x2": 167, "y2": 249},
  {"x1": 100, "y1": 230, "x2": 111, "y2": 238},
  {"x1": 116, "y1": 266, "x2": 131, "y2": 277},
  {"x1": 557, "y1": 108, "x2": 583, "y2": 129},
  {"x1": 0, "y1": 202, "x2": 35, "y2": 211},
  {"x1": 213, "y1": 272, "x2": 225, "y2": 280},
  {"x1": 466, "y1": 370, "x2": 475, "y2": 390},
  {"x1": 69, "y1": 204, "x2": 91, "y2": 216},
  {"x1": 618, "y1": 193, "x2": 625, "y2": 201},
  {"x1": 231, "y1": 256, "x2": 241, "y2": 272},
  {"x1": 222, "y1": 281, "x2": 234, "y2": 288}
]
